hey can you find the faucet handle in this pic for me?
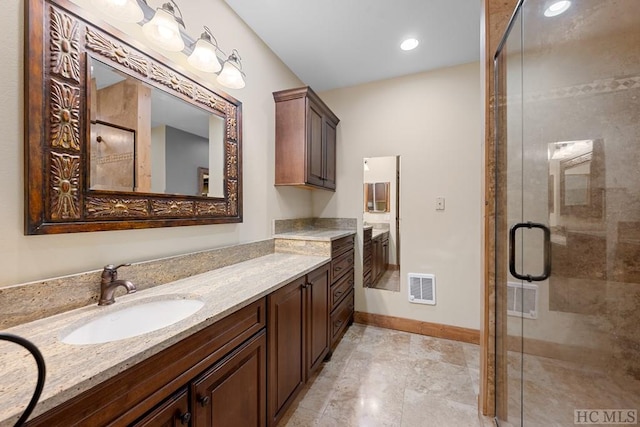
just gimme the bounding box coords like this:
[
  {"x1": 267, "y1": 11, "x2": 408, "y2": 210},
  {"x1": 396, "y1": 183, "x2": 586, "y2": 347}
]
[
  {"x1": 102, "y1": 263, "x2": 131, "y2": 281},
  {"x1": 104, "y1": 263, "x2": 131, "y2": 271}
]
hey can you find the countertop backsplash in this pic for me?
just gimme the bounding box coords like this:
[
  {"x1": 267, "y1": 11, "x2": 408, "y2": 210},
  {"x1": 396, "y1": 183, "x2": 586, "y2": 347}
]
[{"x1": 0, "y1": 239, "x2": 274, "y2": 329}]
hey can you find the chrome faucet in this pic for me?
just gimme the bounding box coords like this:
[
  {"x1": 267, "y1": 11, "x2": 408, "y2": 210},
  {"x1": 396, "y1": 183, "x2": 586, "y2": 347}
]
[{"x1": 98, "y1": 263, "x2": 136, "y2": 306}]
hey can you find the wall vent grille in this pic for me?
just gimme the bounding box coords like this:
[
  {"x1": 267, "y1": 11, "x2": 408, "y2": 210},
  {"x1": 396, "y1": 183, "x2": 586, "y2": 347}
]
[
  {"x1": 507, "y1": 282, "x2": 538, "y2": 319},
  {"x1": 408, "y1": 273, "x2": 435, "y2": 305}
]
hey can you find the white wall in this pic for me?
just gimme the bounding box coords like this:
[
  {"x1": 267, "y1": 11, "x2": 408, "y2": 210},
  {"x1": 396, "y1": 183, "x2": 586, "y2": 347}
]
[
  {"x1": 314, "y1": 63, "x2": 482, "y2": 330},
  {"x1": 0, "y1": 0, "x2": 311, "y2": 286}
]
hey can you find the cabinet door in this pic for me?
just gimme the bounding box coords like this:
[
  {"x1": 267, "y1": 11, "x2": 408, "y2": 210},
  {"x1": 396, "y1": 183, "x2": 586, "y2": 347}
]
[
  {"x1": 267, "y1": 277, "x2": 306, "y2": 426},
  {"x1": 382, "y1": 239, "x2": 389, "y2": 271},
  {"x1": 306, "y1": 263, "x2": 330, "y2": 375},
  {"x1": 323, "y1": 119, "x2": 337, "y2": 190},
  {"x1": 372, "y1": 238, "x2": 381, "y2": 282},
  {"x1": 306, "y1": 102, "x2": 325, "y2": 187},
  {"x1": 192, "y1": 331, "x2": 266, "y2": 427},
  {"x1": 132, "y1": 388, "x2": 191, "y2": 427}
]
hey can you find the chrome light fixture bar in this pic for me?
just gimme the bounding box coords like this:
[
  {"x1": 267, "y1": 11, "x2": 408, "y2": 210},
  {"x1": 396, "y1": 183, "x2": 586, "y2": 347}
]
[{"x1": 92, "y1": 0, "x2": 246, "y2": 89}]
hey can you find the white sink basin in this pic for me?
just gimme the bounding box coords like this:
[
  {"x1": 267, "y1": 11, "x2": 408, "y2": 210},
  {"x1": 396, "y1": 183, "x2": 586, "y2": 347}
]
[{"x1": 61, "y1": 297, "x2": 205, "y2": 345}]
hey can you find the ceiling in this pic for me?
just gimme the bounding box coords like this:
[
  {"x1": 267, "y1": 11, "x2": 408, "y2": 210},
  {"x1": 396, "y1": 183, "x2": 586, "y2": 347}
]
[{"x1": 224, "y1": 0, "x2": 481, "y2": 92}]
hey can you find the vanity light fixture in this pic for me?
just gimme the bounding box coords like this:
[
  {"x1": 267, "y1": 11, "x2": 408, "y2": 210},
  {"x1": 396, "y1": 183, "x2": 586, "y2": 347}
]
[
  {"x1": 91, "y1": 0, "x2": 144, "y2": 23},
  {"x1": 92, "y1": 0, "x2": 247, "y2": 88},
  {"x1": 544, "y1": 0, "x2": 571, "y2": 17},
  {"x1": 187, "y1": 26, "x2": 222, "y2": 73},
  {"x1": 217, "y1": 49, "x2": 246, "y2": 89},
  {"x1": 400, "y1": 38, "x2": 419, "y2": 51},
  {"x1": 142, "y1": 1, "x2": 186, "y2": 52}
]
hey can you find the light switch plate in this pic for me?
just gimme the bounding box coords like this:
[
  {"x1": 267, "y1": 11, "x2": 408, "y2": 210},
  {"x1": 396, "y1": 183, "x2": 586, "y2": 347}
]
[{"x1": 436, "y1": 197, "x2": 445, "y2": 211}]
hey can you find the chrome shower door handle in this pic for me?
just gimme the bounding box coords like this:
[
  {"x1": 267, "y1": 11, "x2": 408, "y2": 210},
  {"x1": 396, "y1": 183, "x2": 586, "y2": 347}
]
[{"x1": 509, "y1": 222, "x2": 551, "y2": 282}]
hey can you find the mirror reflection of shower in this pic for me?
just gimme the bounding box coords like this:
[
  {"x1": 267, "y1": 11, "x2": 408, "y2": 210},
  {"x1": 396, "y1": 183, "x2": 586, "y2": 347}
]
[{"x1": 363, "y1": 156, "x2": 400, "y2": 292}]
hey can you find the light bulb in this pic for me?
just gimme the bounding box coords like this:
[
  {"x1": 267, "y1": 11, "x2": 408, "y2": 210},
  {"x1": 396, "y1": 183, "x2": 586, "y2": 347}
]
[
  {"x1": 544, "y1": 1, "x2": 571, "y2": 17},
  {"x1": 92, "y1": 0, "x2": 144, "y2": 23},
  {"x1": 142, "y1": 8, "x2": 185, "y2": 52},
  {"x1": 188, "y1": 38, "x2": 221, "y2": 73},
  {"x1": 400, "y1": 38, "x2": 419, "y2": 51}
]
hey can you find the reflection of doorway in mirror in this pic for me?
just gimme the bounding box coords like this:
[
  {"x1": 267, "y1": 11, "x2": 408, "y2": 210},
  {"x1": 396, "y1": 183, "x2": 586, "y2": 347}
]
[{"x1": 363, "y1": 156, "x2": 401, "y2": 292}]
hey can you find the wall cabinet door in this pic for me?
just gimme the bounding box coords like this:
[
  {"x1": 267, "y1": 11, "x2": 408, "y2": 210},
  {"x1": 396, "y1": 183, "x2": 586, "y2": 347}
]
[
  {"x1": 132, "y1": 388, "x2": 191, "y2": 427},
  {"x1": 323, "y1": 119, "x2": 337, "y2": 190},
  {"x1": 192, "y1": 331, "x2": 266, "y2": 427},
  {"x1": 306, "y1": 102, "x2": 325, "y2": 187},
  {"x1": 306, "y1": 263, "x2": 330, "y2": 375},
  {"x1": 267, "y1": 277, "x2": 306, "y2": 426}
]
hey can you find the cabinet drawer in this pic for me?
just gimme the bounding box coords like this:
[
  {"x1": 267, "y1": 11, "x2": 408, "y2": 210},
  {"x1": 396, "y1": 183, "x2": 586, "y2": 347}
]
[
  {"x1": 330, "y1": 289, "x2": 354, "y2": 346},
  {"x1": 330, "y1": 269, "x2": 354, "y2": 312},
  {"x1": 331, "y1": 235, "x2": 354, "y2": 257},
  {"x1": 363, "y1": 228, "x2": 372, "y2": 241},
  {"x1": 331, "y1": 249, "x2": 354, "y2": 283}
]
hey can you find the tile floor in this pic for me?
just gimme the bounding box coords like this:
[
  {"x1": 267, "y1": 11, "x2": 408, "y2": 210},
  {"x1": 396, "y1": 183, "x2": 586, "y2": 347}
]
[
  {"x1": 280, "y1": 323, "x2": 495, "y2": 427},
  {"x1": 371, "y1": 269, "x2": 400, "y2": 292}
]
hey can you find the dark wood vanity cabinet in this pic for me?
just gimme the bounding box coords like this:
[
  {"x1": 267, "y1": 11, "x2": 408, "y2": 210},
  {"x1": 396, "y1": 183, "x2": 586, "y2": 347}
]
[
  {"x1": 27, "y1": 300, "x2": 266, "y2": 427},
  {"x1": 273, "y1": 87, "x2": 340, "y2": 191},
  {"x1": 26, "y1": 260, "x2": 353, "y2": 427},
  {"x1": 192, "y1": 331, "x2": 267, "y2": 427},
  {"x1": 363, "y1": 228, "x2": 373, "y2": 288},
  {"x1": 364, "y1": 230, "x2": 389, "y2": 287},
  {"x1": 267, "y1": 263, "x2": 330, "y2": 426},
  {"x1": 329, "y1": 235, "x2": 355, "y2": 347}
]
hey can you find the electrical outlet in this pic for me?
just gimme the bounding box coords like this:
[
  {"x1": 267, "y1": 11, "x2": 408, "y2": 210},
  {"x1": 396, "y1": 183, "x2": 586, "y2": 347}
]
[{"x1": 436, "y1": 197, "x2": 445, "y2": 211}]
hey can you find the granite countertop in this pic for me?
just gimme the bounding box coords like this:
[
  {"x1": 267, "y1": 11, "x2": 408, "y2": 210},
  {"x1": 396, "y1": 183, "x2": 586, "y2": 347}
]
[
  {"x1": 372, "y1": 229, "x2": 389, "y2": 239},
  {"x1": 0, "y1": 252, "x2": 329, "y2": 426},
  {"x1": 273, "y1": 229, "x2": 355, "y2": 241}
]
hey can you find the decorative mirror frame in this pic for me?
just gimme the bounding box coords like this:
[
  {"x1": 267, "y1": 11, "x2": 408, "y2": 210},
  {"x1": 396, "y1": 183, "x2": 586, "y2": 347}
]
[{"x1": 24, "y1": 0, "x2": 242, "y2": 234}]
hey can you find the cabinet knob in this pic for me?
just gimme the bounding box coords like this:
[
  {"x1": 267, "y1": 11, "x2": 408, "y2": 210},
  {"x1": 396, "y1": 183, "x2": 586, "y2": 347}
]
[
  {"x1": 179, "y1": 412, "x2": 192, "y2": 425},
  {"x1": 199, "y1": 395, "x2": 210, "y2": 407},
  {"x1": 334, "y1": 290, "x2": 343, "y2": 298}
]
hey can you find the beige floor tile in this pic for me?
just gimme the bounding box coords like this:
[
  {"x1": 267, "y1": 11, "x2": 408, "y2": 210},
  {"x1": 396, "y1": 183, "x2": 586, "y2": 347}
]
[
  {"x1": 409, "y1": 334, "x2": 468, "y2": 367},
  {"x1": 401, "y1": 390, "x2": 480, "y2": 427},
  {"x1": 405, "y1": 358, "x2": 477, "y2": 406}
]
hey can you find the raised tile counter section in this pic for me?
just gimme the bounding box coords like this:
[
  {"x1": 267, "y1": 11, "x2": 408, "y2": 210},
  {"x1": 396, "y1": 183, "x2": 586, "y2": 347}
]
[
  {"x1": 0, "y1": 252, "x2": 328, "y2": 426},
  {"x1": 273, "y1": 217, "x2": 357, "y2": 256}
]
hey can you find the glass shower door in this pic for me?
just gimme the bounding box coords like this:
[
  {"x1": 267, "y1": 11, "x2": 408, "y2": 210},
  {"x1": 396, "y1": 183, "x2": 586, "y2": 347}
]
[{"x1": 495, "y1": 1, "x2": 640, "y2": 425}]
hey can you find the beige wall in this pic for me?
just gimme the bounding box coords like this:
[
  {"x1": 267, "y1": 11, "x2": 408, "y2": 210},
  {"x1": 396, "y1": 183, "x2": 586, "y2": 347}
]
[
  {"x1": 0, "y1": 0, "x2": 311, "y2": 287},
  {"x1": 314, "y1": 62, "x2": 482, "y2": 330}
]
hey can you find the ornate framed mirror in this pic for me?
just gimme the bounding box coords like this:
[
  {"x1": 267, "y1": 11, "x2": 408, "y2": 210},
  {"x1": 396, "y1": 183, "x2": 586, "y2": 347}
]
[{"x1": 25, "y1": 0, "x2": 242, "y2": 234}]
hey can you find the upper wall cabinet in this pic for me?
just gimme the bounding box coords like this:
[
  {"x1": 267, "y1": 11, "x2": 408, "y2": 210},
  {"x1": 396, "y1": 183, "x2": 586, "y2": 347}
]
[
  {"x1": 24, "y1": 0, "x2": 242, "y2": 234},
  {"x1": 273, "y1": 87, "x2": 339, "y2": 191}
]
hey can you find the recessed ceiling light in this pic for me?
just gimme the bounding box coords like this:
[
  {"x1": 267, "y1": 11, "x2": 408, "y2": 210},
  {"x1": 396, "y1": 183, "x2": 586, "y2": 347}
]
[
  {"x1": 400, "y1": 38, "x2": 419, "y2": 51},
  {"x1": 544, "y1": 0, "x2": 571, "y2": 17}
]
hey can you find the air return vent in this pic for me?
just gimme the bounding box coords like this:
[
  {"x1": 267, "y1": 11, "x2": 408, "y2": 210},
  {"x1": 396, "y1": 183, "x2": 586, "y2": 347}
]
[
  {"x1": 408, "y1": 273, "x2": 435, "y2": 305},
  {"x1": 507, "y1": 282, "x2": 538, "y2": 319}
]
